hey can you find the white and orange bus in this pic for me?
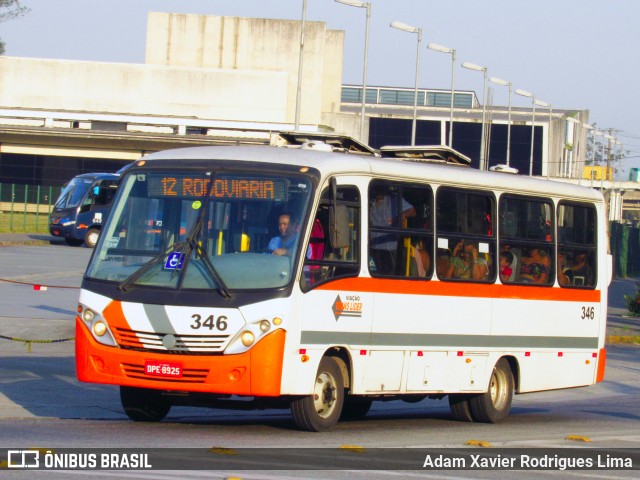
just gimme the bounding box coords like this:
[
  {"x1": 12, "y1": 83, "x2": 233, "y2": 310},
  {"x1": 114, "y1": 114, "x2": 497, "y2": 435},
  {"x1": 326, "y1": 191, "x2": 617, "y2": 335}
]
[{"x1": 76, "y1": 134, "x2": 610, "y2": 431}]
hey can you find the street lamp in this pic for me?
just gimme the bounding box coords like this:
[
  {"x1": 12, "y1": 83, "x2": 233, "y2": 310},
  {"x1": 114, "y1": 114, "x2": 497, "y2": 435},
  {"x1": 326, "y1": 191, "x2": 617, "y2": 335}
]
[
  {"x1": 534, "y1": 99, "x2": 551, "y2": 178},
  {"x1": 462, "y1": 62, "x2": 488, "y2": 170},
  {"x1": 427, "y1": 42, "x2": 456, "y2": 147},
  {"x1": 391, "y1": 21, "x2": 422, "y2": 146},
  {"x1": 582, "y1": 123, "x2": 594, "y2": 185},
  {"x1": 294, "y1": 0, "x2": 308, "y2": 130},
  {"x1": 565, "y1": 117, "x2": 581, "y2": 178},
  {"x1": 335, "y1": 0, "x2": 371, "y2": 142},
  {"x1": 489, "y1": 76, "x2": 513, "y2": 166},
  {"x1": 515, "y1": 89, "x2": 536, "y2": 176}
]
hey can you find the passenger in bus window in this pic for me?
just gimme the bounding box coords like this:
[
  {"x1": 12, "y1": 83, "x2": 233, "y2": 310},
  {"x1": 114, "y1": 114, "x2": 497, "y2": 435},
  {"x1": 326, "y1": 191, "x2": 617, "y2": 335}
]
[
  {"x1": 445, "y1": 240, "x2": 488, "y2": 280},
  {"x1": 518, "y1": 247, "x2": 550, "y2": 284},
  {"x1": 499, "y1": 250, "x2": 514, "y2": 283},
  {"x1": 269, "y1": 213, "x2": 298, "y2": 256},
  {"x1": 436, "y1": 248, "x2": 451, "y2": 278},
  {"x1": 409, "y1": 239, "x2": 431, "y2": 278},
  {"x1": 369, "y1": 188, "x2": 415, "y2": 274},
  {"x1": 558, "y1": 250, "x2": 594, "y2": 286}
]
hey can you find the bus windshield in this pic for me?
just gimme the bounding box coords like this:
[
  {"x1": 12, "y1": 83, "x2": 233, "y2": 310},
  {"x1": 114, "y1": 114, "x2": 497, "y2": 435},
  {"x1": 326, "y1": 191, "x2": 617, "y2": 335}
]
[
  {"x1": 54, "y1": 177, "x2": 93, "y2": 209},
  {"x1": 86, "y1": 169, "x2": 314, "y2": 291}
]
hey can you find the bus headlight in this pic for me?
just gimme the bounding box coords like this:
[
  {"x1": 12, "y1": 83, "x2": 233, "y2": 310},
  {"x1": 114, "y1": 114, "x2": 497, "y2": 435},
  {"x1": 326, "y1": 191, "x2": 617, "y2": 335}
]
[
  {"x1": 93, "y1": 321, "x2": 107, "y2": 337},
  {"x1": 225, "y1": 317, "x2": 284, "y2": 354},
  {"x1": 82, "y1": 309, "x2": 95, "y2": 323},
  {"x1": 77, "y1": 304, "x2": 116, "y2": 347},
  {"x1": 259, "y1": 320, "x2": 271, "y2": 333},
  {"x1": 240, "y1": 331, "x2": 255, "y2": 347}
]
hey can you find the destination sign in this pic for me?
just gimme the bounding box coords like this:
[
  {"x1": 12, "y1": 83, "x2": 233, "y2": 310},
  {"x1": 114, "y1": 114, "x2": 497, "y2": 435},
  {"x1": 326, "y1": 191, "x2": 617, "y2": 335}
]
[{"x1": 148, "y1": 176, "x2": 287, "y2": 201}]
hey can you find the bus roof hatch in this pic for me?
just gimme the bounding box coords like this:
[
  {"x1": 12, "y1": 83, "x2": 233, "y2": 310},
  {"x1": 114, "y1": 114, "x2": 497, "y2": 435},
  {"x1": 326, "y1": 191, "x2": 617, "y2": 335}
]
[{"x1": 379, "y1": 145, "x2": 471, "y2": 166}]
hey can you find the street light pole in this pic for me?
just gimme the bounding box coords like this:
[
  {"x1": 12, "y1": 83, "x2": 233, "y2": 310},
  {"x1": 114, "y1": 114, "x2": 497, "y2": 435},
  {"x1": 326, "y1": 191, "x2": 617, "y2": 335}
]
[
  {"x1": 427, "y1": 42, "x2": 456, "y2": 147},
  {"x1": 515, "y1": 89, "x2": 536, "y2": 176},
  {"x1": 391, "y1": 21, "x2": 422, "y2": 146},
  {"x1": 294, "y1": 0, "x2": 307, "y2": 131},
  {"x1": 462, "y1": 62, "x2": 488, "y2": 170},
  {"x1": 335, "y1": 0, "x2": 371, "y2": 143},
  {"x1": 489, "y1": 77, "x2": 513, "y2": 166},
  {"x1": 534, "y1": 99, "x2": 551, "y2": 178}
]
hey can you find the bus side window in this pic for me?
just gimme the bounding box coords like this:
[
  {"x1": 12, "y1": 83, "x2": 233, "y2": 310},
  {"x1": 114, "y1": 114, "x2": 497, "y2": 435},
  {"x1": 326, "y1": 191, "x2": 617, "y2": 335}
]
[
  {"x1": 436, "y1": 187, "x2": 496, "y2": 282},
  {"x1": 369, "y1": 181, "x2": 433, "y2": 279},
  {"x1": 557, "y1": 202, "x2": 596, "y2": 288},
  {"x1": 499, "y1": 194, "x2": 554, "y2": 286},
  {"x1": 302, "y1": 185, "x2": 360, "y2": 289}
]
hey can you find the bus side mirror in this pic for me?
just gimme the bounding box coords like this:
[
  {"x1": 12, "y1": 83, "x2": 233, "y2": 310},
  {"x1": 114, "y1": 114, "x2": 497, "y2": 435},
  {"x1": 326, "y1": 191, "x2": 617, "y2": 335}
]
[{"x1": 329, "y1": 204, "x2": 349, "y2": 249}]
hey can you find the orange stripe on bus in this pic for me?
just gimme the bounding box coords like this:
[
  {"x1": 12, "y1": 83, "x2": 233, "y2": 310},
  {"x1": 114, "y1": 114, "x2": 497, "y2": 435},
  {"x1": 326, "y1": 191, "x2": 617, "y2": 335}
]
[
  {"x1": 318, "y1": 277, "x2": 601, "y2": 303},
  {"x1": 596, "y1": 348, "x2": 606, "y2": 383},
  {"x1": 103, "y1": 300, "x2": 144, "y2": 348}
]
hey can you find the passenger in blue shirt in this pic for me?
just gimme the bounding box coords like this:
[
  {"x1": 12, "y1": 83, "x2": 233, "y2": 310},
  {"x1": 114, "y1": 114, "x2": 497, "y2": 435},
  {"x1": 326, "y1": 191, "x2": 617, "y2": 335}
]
[{"x1": 268, "y1": 213, "x2": 298, "y2": 256}]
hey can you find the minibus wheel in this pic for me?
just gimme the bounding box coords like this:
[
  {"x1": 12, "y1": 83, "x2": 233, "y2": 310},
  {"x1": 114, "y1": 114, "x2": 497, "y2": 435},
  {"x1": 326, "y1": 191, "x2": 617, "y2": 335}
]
[
  {"x1": 120, "y1": 386, "x2": 171, "y2": 422},
  {"x1": 469, "y1": 358, "x2": 514, "y2": 423},
  {"x1": 85, "y1": 228, "x2": 100, "y2": 248},
  {"x1": 290, "y1": 356, "x2": 344, "y2": 432}
]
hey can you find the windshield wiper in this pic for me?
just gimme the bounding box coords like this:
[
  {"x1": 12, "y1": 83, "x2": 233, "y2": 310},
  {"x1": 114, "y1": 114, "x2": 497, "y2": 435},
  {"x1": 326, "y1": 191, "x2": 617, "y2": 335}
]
[
  {"x1": 173, "y1": 173, "x2": 231, "y2": 298},
  {"x1": 117, "y1": 242, "x2": 183, "y2": 293}
]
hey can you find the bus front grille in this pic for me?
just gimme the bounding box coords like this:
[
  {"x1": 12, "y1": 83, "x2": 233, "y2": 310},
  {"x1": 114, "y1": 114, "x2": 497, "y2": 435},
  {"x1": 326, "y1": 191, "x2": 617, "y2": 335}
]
[
  {"x1": 112, "y1": 327, "x2": 230, "y2": 353},
  {"x1": 121, "y1": 362, "x2": 209, "y2": 383}
]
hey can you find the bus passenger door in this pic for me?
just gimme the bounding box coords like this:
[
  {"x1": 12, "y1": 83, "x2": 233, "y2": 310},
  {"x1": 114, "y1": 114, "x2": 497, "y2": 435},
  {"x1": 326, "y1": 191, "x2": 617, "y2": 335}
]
[{"x1": 298, "y1": 183, "x2": 373, "y2": 392}]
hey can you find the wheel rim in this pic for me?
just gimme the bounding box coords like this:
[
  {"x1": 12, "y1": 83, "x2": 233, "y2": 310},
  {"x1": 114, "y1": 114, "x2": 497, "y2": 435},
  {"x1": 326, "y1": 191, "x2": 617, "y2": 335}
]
[
  {"x1": 489, "y1": 368, "x2": 509, "y2": 410},
  {"x1": 313, "y1": 371, "x2": 338, "y2": 419},
  {"x1": 87, "y1": 231, "x2": 99, "y2": 246}
]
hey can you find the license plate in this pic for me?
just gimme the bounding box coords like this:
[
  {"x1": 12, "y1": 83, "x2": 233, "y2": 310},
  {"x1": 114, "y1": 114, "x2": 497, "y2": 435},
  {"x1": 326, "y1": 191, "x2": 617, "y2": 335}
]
[{"x1": 144, "y1": 361, "x2": 183, "y2": 378}]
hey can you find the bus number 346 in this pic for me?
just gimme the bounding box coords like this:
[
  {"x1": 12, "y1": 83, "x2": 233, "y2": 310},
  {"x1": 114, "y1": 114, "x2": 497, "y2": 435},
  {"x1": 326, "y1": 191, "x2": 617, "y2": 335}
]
[
  {"x1": 581, "y1": 306, "x2": 595, "y2": 320},
  {"x1": 190, "y1": 314, "x2": 228, "y2": 331}
]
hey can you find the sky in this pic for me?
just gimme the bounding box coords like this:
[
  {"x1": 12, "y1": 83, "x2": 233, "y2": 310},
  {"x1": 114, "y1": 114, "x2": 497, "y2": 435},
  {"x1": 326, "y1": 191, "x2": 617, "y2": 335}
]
[{"x1": 2, "y1": 0, "x2": 640, "y2": 174}]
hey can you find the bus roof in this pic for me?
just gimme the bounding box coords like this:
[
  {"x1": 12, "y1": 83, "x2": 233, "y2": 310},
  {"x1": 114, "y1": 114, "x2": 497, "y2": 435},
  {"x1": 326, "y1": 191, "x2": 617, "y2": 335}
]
[{"x1": 139, "y1": 144, "x2": 603, "y2": 203}]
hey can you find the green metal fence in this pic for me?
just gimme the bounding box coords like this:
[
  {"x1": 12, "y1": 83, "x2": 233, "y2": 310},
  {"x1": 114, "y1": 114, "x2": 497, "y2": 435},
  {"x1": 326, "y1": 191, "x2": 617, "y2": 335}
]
[
  {"x1": 0, "y1": 183, "x2": 62, "y2": 233},
  {"x1": 610, "y1": 221, "x2": 640, "y2": 278}
]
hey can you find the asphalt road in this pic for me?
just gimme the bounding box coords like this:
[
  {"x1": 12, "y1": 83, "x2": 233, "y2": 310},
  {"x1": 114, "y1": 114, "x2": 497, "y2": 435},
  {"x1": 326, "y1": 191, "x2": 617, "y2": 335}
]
[{"x1": 1, "y1": 242, "x2": 639, "y2": 479}]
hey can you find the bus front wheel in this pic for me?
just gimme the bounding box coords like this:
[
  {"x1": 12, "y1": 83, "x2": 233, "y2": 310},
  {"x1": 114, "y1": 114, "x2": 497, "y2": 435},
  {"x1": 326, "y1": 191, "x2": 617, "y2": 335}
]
[
  {"x1": 290, "y1": 356, "x2": 344, "y2": 432},
  {"x1": 84, "y1": 228, "x2": 100, "y2": 248},
  {"x1": 120, "y1": 386, "x2": 171, "y2": 422},
  {"x1": 469, "y1": 358, "x2": 514, "y2": 423}
]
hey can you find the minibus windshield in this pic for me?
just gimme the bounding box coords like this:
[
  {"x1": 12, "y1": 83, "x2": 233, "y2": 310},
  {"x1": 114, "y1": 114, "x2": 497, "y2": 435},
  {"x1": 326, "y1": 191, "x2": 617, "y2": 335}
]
[{"x1": 86, "y1": 169, "x2": 313, "y2": 291}]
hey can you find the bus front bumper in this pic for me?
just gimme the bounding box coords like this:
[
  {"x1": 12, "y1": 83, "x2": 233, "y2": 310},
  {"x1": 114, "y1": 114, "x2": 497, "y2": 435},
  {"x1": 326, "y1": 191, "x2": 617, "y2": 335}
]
[{"x1": 75, "y1": 318, "x2": 285, "y2": 396}]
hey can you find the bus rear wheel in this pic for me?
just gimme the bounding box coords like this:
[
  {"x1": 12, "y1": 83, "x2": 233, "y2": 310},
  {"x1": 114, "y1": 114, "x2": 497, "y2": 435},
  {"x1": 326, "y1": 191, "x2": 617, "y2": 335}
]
[
  {"x1": 84, "y1": 228, "x2": 100, "y2": 248},
  {"x1": 469, "y1": 358, "x2": 514, "y2": 423},
  {"x1": 120, "y1": 386, "x2": 171, "y2": 422},
  {"x1": 290, "y1": 356, "x2": 344, "y2": 432}
]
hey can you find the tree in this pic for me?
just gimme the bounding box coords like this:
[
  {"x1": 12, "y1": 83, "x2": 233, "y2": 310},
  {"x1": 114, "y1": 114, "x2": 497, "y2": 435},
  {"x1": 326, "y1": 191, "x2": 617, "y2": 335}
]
[{"x1": 0, "y1": 0, "x2": 29, "y2": 55}]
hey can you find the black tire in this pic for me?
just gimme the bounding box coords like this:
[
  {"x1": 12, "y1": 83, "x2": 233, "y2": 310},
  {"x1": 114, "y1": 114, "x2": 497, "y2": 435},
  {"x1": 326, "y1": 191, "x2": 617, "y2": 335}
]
[
  {"x1": 448, "y1": 394, "x2": 474, "y2": 422},
  {"x1": 469, "y1": 358, "x2": 514, "y2": 423},
  {"x1": 84, "y1": 228, "x2": 100, "y2": 248},
  {"x1": 65, "y1": 238, "x2": 83, "y2": 247},
  {"x1": 120, "y1": 386, "x2": 171, "y2": 422},
  {"x1": 290, "y1": 356, "x2": 344, "y2": 432},
  {"x1": 340, "y1": 396, "x2": 372, "y2": 420}
]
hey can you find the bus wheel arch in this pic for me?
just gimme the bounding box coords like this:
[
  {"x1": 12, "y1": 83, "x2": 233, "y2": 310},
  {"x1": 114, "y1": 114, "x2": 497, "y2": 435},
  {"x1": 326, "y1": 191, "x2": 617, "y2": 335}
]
[
  {"x1": 468, "y1": 357, "x2": 515, "y2": 423},
  {"x1": 84, "y1": 227, "x2": 101, "y2": 248},
  {"x1": 290, "y1": 354, "x2": 345, "y2": 432}
]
